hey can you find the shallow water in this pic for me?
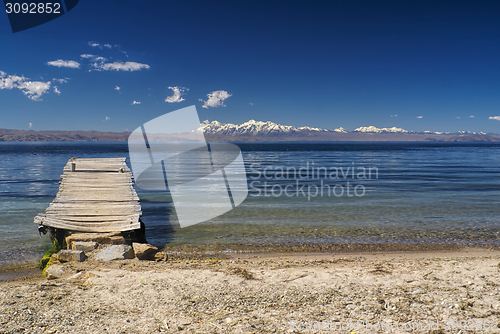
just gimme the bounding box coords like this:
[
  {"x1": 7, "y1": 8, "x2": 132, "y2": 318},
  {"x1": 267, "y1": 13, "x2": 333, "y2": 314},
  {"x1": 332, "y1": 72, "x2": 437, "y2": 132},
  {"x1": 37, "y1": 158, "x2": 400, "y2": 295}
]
[{"x1": 1, "y1": 141, "x2": 500, "y2": 263}]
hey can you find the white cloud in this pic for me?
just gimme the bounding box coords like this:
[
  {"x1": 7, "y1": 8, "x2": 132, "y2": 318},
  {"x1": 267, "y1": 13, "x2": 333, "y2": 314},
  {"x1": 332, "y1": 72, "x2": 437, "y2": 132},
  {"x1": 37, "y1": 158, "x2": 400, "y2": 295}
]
[
  {"x1": 81, "y1": 54, "x2": 107, "y2": 61},
  {"x1": 47, "y1": 60, "x2": 80, "y2": 68},
  {"x1": 17, "y1": 80, "x2": 51, "y2": 100},
  {"x1": 52, "y1": 78, "x2": 68, "y2": 84},
  {"x1": 489, "y1": 116, "x2": 500, "y2": 121},
  {"x1": 0, "y1": 74, "x2": 25, "y2": 90},
  {"x1": 200, "y1": 90, "x2": 232, "y2": 108},
  {"x1": 54, "y1": 86, "x2": 61, "y2": 95},
  {"x1": 249, "y1": 102, "x2": 254, "y2": 106},
  {"x1": 96, "y1": 61, "x2": 150, "y2": 72},
  {"x1": 29, "y1": 123, "x2": 32, "y2": 128},
  {"x1": 0, "y1": 70, "x2": 51, "y2": 101},
  {"x1": 456, "y1": 117, "x2": 460, "y2": 119},
  {"x1": 165, "y1": 86, "x2": 187, "y2": 103},
  {"x1": 131, "y1": 100, "x2": 141, "y2": 105},
  {"x1": 390, "y1": 114, "x2": 398, "y2": 117},
  {"x1": 89, "y1": 42, "x2": 113, "y2": 49},
  {"x1": 470, "y1": 115, "x2": 475, "y2": 118},
  {"x1": 88, "y1": 42, "x2": 102, "y2": 49},
  {"x1": 104, "y1": 116, "x2": 111, "y2": 121},
  {"x1": 416, "y1": 116, "x2": 423, "y2": 119},
  {"x1": 81, "y1": 54, "x2": 108, "y2": 70},
  {"x1": 115, "y1": 86, "x2": 121, "y2": 91}
]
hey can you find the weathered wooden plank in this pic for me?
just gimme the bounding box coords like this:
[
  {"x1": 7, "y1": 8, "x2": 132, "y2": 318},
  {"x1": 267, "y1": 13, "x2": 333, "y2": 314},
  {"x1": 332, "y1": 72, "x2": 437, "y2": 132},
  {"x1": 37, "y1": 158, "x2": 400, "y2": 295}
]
[
  {"x1": 66, "y1": 158, "x2": 126, "y2": 161},
  {"x1": 47, "y1": 203, "x2": 142, "y2": 209},
  {"x1": 52, "y1": 198, "x2": 139, "y2": 202},
  {"x1": 37, "y1": 219, "x2": 139, "y2": 228},
  {"x1": 63, "y1": 162, "x2": 130, "y2": 170},
  {"x1": 46, "y1": 208, "x2": 141, "y2": 214},
  {"x1": 50, "y1": 199, "x2": 139, "y2": 204},
  {"x1": 63, "y1": 163, "x2": 130, "y2": 167},
  {"x1": 60, "y1": 181, "x2": 134, "y2": 184},
  {"x1": 41, "y1": 214, "x2": 140, "y2": 222},
  {"x1": 46, "y1": 207, "x2": 141, "y2": 211},
  {"x1": 56, "y1": 189, "x2": 137, "y2": 193},
  {"x1": 58, "y1": 185, "x2": 135, "y2": 190},
  {"x1": 54, "y1": 198, "x2": 139, "y2": 204},
  {"x1": 60, "y1": 178, "x2": 134, "y2": 181},
  {"x1": 63, "y1": 165, "x2": 129, "y2": 169},
  {"x1": 64, "y1": 159, "x2": 127, "y2": 163},
  {"x1": 56, "y1": 191, "x2": 138, "y2": 197},
  {"x1": 36, "y1": 217, "x2": 140, "y2": 230},
  {"x1": 55, "y1": 189, "x2": 138, "y2": 195},
  {"x1": 36, "y1": 215, "x2": 139, "y2": 225},
  {"x1": 57, "y1": 188, "x2": 136, "y2": 192},
  {"x1": 59, "y1": 183, "x2": 134, "y2": 187},
  {"x1": 58, "y1": 186, "x2": 135, "y2": 191},
  {"x1": 61, "y1": 173, "x2": 133, "y2": 178},
  {"x1": 60, "y1": 176, "x2": 133, "y2": 181},
  {"x1": 55, "y1": 195, "x2": 139, "y2": 200},
  {"x1": 35, "y1": 217, "x2": 140, "y2": 232},
  {"x1": 55, "y1": 189, "x2": 138, "y2": 196},
  {"x1": 45, "y1": 210, "x2": 142, "y2": 216},
  {"x1": 63, "y1": 161, "x2": 127, "y2": 166},
  {"x1": 57, "y1": 187, "x2": 135, "y2": 192},
  {"x1": 62, "y1": 168, "x2": 129, "y2": 172},
  {"x1": 54, "y1": 197, "x2": 140, "y2": 202}
]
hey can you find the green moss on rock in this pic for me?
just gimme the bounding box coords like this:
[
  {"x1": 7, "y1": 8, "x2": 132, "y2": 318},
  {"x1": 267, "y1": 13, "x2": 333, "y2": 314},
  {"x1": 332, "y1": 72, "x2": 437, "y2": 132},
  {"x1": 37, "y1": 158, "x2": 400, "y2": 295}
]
[{"x1": 39, "y1": 239, "x2": 61, "y2": 271}]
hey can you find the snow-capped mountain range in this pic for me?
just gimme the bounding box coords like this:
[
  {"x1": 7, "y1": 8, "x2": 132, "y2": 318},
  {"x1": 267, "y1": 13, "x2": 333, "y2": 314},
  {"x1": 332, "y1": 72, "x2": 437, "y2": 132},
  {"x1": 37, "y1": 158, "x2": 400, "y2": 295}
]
[
  {"x1": 197, "y1": 120, "x2": 485, "y2": 136},
  {"x1": 198, "y1": 120, "x2": 347, "y2": 136},
  {"x1": 353, "y1": 126, "x2": 409, "y2": 133}
]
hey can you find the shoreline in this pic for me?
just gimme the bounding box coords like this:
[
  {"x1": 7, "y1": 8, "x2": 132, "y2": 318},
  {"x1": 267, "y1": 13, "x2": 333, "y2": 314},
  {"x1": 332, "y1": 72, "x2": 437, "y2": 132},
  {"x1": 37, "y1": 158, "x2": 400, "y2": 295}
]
[
  {"x1": 159, "y1": 242, "x2": 500, "y2": 263},
  {"x1": 3, "y1": 246, "x2": 499, "y2": 282},
  {"x1": 0, "y1": 261, "x2": 41, "y2": 282},
  {"x1": 228, "y1": 246, "x2": 500, "y2": 261}
]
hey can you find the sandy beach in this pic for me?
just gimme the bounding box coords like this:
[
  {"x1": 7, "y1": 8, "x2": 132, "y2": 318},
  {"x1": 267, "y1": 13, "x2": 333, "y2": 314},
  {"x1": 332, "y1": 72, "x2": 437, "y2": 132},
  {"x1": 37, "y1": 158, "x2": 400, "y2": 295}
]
[{"x1": 1, "y1": 248, "x2": 500, "y2": 333}]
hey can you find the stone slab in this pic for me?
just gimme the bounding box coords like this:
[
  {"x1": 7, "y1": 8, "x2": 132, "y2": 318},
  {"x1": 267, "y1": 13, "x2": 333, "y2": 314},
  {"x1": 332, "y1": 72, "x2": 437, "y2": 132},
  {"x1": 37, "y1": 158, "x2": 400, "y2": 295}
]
[{"x1": 94, "y1": 245, "x2": 135, "y2": 261}]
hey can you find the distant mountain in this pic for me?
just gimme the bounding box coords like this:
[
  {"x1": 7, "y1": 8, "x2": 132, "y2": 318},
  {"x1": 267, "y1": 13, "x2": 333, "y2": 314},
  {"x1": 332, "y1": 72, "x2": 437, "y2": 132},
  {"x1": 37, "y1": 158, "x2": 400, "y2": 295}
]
[
  {"x1": 0, "y1": 120, "x2": 498, "y2": 142},
  {"x1": 198, "y1": 119, "x2": 356, "y2": 136},
  {"x1": 443, "y1": 134, "x2": 499, "y2": 142},
  {"x1": 354, "y1": 126, "x2": 409, "y2": 133},
  {"x1": 354, "y1": 126, "x2": 486, "y2": 135},
  {"x1": 0, "y1": 129, "x2": 129, "y2": 142},
  {"x1": 333, "y1": 127, "x2": 348, "y2": 133},
  {"x1": 199, "y1": 120, "x2": 494, "y2": 137},
  {"x1": 198, "y1": 120, "x2": 332, "y2": 136}
]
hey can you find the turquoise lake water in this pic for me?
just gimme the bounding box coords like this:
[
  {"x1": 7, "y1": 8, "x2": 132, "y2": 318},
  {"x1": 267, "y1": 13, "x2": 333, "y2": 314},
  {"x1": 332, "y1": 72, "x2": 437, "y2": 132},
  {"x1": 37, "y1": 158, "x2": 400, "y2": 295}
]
[{"x1": 1, "y1": 141, "x2": 500, "y2": 263}]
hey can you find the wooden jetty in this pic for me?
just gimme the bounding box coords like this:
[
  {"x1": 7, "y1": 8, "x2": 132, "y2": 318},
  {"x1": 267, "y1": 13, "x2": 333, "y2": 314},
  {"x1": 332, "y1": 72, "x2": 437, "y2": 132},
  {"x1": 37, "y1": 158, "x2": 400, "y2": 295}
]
[{"x1": 34, "y1": 158, "x2": 142, "y2": 232}]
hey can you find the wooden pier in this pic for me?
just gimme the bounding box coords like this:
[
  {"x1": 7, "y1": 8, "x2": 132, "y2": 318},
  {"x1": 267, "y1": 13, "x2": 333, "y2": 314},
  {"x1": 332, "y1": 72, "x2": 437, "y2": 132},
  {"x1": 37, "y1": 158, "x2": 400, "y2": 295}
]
[{"x1": 34, "y1": 158, "x2": 142, "y2": 232}]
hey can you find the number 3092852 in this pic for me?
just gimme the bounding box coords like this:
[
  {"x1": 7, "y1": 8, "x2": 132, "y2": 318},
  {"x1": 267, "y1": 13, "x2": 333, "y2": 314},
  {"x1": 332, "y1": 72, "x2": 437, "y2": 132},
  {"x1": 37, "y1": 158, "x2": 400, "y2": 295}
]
[{"x1": 5, "y1": 2, "x2": 61, "y2": 14}]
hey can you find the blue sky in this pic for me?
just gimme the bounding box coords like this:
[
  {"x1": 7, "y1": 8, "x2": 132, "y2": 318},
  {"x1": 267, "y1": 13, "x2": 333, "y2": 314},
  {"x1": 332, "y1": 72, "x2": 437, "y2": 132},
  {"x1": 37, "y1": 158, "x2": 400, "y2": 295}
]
[{"x1": 1, "y1": 0, "x2": 500, "y2": 133}]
